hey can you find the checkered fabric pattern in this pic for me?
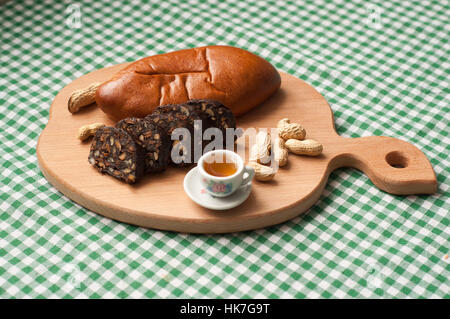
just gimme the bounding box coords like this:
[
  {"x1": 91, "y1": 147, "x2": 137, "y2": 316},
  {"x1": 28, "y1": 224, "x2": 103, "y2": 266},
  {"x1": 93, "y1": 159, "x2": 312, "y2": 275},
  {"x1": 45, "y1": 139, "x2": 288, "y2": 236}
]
[{"x1": 0, "y1": 0, "x2": 448, "y2": 298}]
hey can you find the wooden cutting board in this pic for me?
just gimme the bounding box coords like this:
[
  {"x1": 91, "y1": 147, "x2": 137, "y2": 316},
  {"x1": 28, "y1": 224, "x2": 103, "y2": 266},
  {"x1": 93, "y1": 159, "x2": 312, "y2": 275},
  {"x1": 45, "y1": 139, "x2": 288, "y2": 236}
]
[{"x1": 37, "y1": 64, "x2": 437, "y2": 233}]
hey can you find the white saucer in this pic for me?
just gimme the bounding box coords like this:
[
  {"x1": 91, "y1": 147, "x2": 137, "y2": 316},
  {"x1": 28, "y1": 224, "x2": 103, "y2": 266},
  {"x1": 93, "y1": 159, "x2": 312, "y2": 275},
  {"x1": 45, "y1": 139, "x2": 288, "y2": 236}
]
[{"x1": 183, "y1": 166, "x2": 252, "y2": 210}]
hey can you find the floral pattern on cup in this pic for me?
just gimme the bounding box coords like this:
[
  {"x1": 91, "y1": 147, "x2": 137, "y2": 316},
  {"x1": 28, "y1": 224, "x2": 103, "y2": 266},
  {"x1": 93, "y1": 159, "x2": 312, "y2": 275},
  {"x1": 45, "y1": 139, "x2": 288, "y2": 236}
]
[{"x1": 206, "y1": 181, "x2": 233, "y2": 195}]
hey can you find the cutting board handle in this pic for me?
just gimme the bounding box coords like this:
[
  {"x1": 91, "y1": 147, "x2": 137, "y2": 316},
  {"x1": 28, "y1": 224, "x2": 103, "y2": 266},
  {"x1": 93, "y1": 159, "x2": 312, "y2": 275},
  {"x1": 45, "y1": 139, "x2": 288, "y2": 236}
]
[{"x1": 332, "y1": 136, "x2": 437, "y2": 195}]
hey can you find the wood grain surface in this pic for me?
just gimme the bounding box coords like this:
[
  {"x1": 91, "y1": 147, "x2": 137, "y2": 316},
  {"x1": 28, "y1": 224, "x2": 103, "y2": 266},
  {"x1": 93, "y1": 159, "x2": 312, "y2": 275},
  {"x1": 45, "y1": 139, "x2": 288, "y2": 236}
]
[{"x1": 36, "y1": 64, "x2": 437, "y2": 233}]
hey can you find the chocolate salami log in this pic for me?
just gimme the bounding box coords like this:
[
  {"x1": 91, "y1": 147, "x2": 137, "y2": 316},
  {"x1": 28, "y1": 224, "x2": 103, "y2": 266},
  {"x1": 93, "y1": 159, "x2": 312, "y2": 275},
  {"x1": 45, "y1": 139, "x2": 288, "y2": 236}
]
[
  {"x1": 115, "y1": 118, "x2": 170, "y2": 173},
  {"x1": 88, "y1": 126, "x2": 145, "y2": 184}
]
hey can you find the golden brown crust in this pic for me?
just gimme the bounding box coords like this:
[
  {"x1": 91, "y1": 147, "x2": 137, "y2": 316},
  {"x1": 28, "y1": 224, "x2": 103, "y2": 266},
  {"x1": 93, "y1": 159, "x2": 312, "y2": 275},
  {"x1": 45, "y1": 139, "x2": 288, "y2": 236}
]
[{"x1": 96, "y1": 46, "x2": 281, "y2": 120}]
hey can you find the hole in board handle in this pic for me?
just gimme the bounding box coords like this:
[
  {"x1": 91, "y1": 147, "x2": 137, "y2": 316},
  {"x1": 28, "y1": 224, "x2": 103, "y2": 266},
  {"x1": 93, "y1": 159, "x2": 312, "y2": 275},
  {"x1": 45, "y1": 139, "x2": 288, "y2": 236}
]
[{"x1": 385, "y1": 151, "x2": 409, "y2": 169}]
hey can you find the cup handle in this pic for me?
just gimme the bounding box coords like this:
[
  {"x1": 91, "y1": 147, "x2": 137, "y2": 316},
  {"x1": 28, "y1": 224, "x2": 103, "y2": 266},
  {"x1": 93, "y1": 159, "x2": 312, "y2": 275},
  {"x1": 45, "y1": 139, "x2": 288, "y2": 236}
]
[{"x1": 241, "y1": 165, "x2": 255, "y2": 188}]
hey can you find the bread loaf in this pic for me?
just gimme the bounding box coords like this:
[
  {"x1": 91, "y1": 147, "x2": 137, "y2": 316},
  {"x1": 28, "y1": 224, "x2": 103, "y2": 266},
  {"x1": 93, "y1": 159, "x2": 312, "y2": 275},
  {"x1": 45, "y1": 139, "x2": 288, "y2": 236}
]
[{"x1": 96, "y1": 45, "x2": 281, "y2": 120}]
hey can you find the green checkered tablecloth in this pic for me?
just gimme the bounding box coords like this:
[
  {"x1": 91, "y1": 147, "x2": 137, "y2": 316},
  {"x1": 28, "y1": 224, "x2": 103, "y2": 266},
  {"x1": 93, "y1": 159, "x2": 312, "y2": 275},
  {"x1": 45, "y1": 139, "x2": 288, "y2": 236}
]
[{"x1": 0, "y1": 0, "x2": 448, "y2": 299}]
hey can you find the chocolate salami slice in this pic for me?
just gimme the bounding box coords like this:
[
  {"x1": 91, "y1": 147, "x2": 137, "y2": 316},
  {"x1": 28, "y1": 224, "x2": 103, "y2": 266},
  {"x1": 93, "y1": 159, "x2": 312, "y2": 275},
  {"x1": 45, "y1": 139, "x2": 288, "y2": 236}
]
[
  {"x1": 185, "y1": 99, "x2": 237, "y2": 149},
  {"x1": 145, "y1": 104, "x2": 206, "y2": 134},
  {"x1": 145, "y1": 104, "x2": 212, "y2": 166},
  {"x1": 185, "y1": 99, "x2": 236, "y2": 131},
  {"x1": 115, "y1": 118, "x2": 170, "y2": 173},
  {"x1": 88, "y1": 126, "x2": 145, "y2": 184}
]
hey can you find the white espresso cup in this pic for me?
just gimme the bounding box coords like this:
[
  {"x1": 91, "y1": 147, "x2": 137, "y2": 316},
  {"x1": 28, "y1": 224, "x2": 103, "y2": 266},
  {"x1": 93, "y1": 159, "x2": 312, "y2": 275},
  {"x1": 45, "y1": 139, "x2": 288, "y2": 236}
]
[{"x1": 198, "y1": 150, "x2": 255, "y2": 197}]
